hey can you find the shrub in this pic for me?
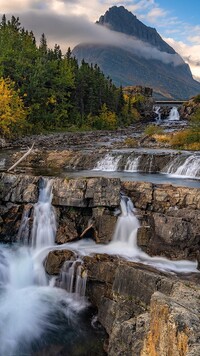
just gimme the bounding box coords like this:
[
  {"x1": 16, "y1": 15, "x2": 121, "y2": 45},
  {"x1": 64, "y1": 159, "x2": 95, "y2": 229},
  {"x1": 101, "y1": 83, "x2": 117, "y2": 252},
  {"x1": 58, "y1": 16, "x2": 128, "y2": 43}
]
[
  {"x1": 170, "y1": 129, "x2": 200, "y2": 149},
  {"x1": 124, "y1": 137, "x2": 137, "y2": 147},
  {"x1": 153, "y1": 134, "x2": 171, "y2": 143},
  {"x1": 144, "y1": 124, "x2": 164, "y2": 136}
]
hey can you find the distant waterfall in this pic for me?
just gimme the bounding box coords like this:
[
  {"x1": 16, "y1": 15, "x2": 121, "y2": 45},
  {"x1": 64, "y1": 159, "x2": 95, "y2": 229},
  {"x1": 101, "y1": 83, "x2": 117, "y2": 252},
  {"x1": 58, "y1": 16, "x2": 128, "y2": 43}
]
[
  {"x1": 154, "y1": 106, "x2": 161, "y2": 123},
  {"x1": 93, "y1": 153, "x2": 122, "y2": 171},
  {"x1": 163, "y1": 154, "x2": 200, "y2": 178},
  {"x1": 168, "y1": 107, "x2": 180, "y2": 121}
]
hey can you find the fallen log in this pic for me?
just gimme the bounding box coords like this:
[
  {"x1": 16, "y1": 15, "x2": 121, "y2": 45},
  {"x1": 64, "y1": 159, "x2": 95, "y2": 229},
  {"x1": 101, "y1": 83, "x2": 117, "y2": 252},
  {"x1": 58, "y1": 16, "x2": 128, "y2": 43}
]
[{"x1": 7, "y1": 142, "x2": 35, "y2": 172}]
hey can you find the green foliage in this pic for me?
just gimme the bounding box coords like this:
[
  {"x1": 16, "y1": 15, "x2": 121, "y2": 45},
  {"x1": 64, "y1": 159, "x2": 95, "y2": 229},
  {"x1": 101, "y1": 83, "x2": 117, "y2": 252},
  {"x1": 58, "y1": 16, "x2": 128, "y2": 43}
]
[
  {"x1": 0, "y1": 14, "x2": 137, "y2": 135},
  {"x1": 0, "y1": 77, "x2": 28, "y2": 137},
  {"x1": 193, "y1": 94, "x2": 200, "y2": 104},
  {"x1": 144, "y1": 124, "x2": 164, "y2": 136}
]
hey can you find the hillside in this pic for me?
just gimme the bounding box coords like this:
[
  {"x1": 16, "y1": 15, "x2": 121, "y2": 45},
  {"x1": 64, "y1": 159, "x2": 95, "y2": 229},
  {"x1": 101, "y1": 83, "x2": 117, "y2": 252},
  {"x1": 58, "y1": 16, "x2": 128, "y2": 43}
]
[{"x1": 72, "y1": 6, "x2": 200, "y2": 100}]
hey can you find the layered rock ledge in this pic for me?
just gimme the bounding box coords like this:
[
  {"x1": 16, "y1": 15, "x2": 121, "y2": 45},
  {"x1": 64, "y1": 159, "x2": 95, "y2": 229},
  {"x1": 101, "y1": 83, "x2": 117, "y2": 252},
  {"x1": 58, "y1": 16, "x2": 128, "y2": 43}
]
[{"x1": 0, "y1": 173, "x2": 199, "y2": 261}]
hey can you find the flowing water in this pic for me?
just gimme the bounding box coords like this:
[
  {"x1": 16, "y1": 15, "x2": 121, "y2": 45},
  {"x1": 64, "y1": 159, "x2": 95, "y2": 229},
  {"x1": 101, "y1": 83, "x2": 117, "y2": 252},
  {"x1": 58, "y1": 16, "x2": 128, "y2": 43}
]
[
  {"x1": 92, "y1": 151, "x2": 200, "y2": 180},
  {"x1": 0, "y1": 179, "x2": 106, "y2": 356},
  {"x1": 154, "y1": 105, "x2": 161, "y2": 123},
  {"x1": 93, "y1": 153, "x2": 122, "y2": 171},
  {"x1": 163, "y1": 154, "x2": 200, "y2": 179},
  {"x1": 62, "y1": 195, "x2": 198, "y2": 274},
  {"x1": 167, "y1": 107, "x2": 180, "y2": 121}
]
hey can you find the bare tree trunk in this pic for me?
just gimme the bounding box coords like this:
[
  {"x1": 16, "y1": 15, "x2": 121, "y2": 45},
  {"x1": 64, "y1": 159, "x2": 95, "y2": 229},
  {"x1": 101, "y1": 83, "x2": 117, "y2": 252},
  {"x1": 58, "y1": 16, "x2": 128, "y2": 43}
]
[{"x1": 7, "y1": 143, "x2": 35, "y2": 172}]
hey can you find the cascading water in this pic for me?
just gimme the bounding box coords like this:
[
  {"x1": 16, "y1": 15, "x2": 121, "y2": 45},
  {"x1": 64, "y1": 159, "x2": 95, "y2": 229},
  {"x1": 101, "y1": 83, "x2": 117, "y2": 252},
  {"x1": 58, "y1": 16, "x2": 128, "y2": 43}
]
[
  {"x1": 0, "y1": 178, "x2": 97, "y2": 356},
  {"x1": 154, "y1": 106, "x2": 161, "y2": 123},
  {"x1": 66, "y1": 195, "x2": 198, "y2": 273},
  {"x1": 167, "y1": 107, "x2": 180, "y2": 121},
  {"x1": 124, "y1": 156, "x2": 140, "y2": 172},
  {"x1": 93, "y1": 153, "x2": 121, "y2": 171},
  {"x1": 163, "y1": 154, "x2": 200, "y2": 179},
  {"x1": 58, "y1": 259, "x2": 87, "y2": 298},
  {"x1": 31, "y1": 179, "x2": 56, "y2": 249}
]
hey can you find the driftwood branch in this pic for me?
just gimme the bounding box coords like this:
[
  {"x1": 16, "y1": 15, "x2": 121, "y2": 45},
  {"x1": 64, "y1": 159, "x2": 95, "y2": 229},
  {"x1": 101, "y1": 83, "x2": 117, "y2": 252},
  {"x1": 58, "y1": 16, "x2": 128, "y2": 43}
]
[
  {"x1": 7, "y1": 142, "x2": 35, "y2": 172},
  {"x1": 80, "y1": 224, "x2": 94, "y2": 238}
]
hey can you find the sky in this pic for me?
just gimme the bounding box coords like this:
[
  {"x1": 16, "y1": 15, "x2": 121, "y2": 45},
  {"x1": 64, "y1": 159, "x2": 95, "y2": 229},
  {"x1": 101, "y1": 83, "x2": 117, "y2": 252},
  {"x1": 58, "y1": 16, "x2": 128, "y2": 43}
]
[{"x1": 0, "y1": 0, "x2": 200, "y2": 81}]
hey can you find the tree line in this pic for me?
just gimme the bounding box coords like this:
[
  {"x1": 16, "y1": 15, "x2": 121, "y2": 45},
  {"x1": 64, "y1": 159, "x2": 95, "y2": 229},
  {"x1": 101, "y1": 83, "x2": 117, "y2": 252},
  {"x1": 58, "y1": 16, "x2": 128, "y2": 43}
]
[{"x1": 0, "y1": 15, "x2": 139, "y2": 138}]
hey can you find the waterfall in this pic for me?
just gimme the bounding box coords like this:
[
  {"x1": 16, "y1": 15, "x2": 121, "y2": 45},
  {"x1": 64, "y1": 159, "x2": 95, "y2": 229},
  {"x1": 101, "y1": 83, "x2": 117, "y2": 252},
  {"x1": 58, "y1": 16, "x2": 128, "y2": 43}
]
[
  {"x1": 124, "y1": 156, "x2": 141, "y2": 172},
  {"x1": 112, "y1": 195, "x2": 140, "y2": 249},
  {"x1": 17, "y1": 205, "x2": 32, "y2": 245},
  {"x1": 31, "y1": 179, "x2": 57, "y2": 249},
  {"x1": 93, "y1": 153, "x2": 121, "y2": 171},
  {"x1": 163, "y1": 154, "x2": 200, "y2": 178},
  {"x1": 0, "y1": 179, "x2": 89, "y2": 356},
  {"x1": 107, "y1": 195, "x2": 198, "y2": 273},
  {"x1": 154, "y1": 106, "x2": 161, "y2": 123},
  {"x1": 168, "y1": 107, "x2": 180, "y2": 121},
  {"x1": 58, "y1": 260, "x2": 87, "y2": 298}
]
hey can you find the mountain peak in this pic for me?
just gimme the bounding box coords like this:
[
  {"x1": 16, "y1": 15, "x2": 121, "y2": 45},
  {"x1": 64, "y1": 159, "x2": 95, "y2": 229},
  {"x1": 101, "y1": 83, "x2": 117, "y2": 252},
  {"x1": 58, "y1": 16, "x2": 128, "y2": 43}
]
[
  {"x1": 72, "y1": 6, "x2": 200, "y2": 99},
  {"x1": 96, "y1": 5, "x2": 175, "y2": 54}
]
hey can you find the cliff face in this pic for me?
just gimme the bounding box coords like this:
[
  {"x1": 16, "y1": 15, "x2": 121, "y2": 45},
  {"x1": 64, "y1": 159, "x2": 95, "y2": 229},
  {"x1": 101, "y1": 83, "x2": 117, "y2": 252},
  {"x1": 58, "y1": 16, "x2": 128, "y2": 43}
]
[{"x1": 72, "y1": 6, "x2": 200, "y2": 100}]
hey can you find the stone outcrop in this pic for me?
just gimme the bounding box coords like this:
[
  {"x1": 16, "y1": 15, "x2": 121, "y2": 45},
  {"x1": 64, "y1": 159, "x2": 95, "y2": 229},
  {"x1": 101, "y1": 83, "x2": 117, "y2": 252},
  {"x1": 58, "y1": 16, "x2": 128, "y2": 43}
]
[
  {"x1": 180, "y1": 96, "x2": 200, "y2": 120},
  {"x1": 45, "y1": 249, "x2": 76, "y2": 274},
  {"x1": 122, "y1": 181, "x2": 200, "y2": 260},
  {"x1": 46, "y1": 251, "x2": 200, "y2": 355}
]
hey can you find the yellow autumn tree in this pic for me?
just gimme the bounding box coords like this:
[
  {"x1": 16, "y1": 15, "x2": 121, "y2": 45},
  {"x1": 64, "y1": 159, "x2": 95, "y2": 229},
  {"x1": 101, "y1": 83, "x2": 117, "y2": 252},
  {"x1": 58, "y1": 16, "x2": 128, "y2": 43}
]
[{"x1": 0, "y1": 77, "x2": 28, "y2": 137}]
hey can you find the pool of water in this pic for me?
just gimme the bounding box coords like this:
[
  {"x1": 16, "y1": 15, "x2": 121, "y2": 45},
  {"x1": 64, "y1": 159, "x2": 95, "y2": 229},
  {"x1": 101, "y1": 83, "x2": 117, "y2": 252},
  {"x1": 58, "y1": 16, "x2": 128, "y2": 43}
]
[{"x1": 62, "y1": 170, "x2": 200, "y2": 188}]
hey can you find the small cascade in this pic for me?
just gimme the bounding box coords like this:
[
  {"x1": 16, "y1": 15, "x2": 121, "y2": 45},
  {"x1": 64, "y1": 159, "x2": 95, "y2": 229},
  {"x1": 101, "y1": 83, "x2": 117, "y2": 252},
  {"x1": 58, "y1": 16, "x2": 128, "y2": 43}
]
[
  {"x1": 154, "y1": 106, "x2": 161, "y2": 123},
  {"x1": 163, "y1": 154, "x2": 200, "y2": 178},
  {"x1": 112, "y1": 195, "x2": 140, "y2": 249},
  {"x1": 124, "y1": 156, "x2": 141, "y2": 172},
  {"x1": 93, "y1": 153, "x2": 121, "y2": 171},
  {"x1": 168, "y1": 107, "x2": 180, "y2": 121},
  {"x1": 17, "y1": 205, "x2": 32, "y2": 245},
  {"x1": 0, "y1": 249, "x2": 9, "y2": 286},
  {"x1": 31, "y1": 179, "x2": 57, "y2": 249},
  {"x1": 148, "y1": 154, "x2": 154, "y2": 172},
  {"x1": 58, "y1": 260, "x2": 87, "y2": 298}
]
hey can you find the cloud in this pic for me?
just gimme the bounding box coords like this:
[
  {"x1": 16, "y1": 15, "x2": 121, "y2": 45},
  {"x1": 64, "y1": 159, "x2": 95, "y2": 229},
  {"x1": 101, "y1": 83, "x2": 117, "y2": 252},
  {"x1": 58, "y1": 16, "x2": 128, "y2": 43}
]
[
  {"x1": 144, "y1": 6, "x2": 168, "y2": 22},
  {"x1": 0, "y1": 8, "x2": 183, "y2": 67},
  {"x1": 0, "y1": 0, "x2": 198, "y2": 76},
  {"x1": 164, "y1": 37, "x2": 200, "y2": 81}
]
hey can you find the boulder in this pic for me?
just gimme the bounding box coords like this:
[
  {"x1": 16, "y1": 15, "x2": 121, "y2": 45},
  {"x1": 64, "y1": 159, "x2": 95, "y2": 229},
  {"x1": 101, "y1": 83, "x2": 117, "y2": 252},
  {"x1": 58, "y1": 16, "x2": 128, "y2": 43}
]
[{"x1": 45, "y1": 249, "x2": 76, "y2": 275}]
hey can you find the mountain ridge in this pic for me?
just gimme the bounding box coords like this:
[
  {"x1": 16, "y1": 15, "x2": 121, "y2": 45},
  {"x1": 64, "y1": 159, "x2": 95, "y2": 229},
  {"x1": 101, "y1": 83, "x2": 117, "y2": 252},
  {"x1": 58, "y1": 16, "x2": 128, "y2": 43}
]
[{"x1": 72, "y1": 6, "x2": 200, "y2": 100}]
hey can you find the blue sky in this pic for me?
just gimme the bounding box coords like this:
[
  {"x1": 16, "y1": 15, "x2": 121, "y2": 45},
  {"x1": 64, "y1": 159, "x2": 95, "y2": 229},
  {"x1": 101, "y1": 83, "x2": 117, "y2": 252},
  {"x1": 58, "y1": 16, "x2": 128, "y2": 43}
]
[{"x1": 0, "y1": 0, "x2": 200, "y2": 80}]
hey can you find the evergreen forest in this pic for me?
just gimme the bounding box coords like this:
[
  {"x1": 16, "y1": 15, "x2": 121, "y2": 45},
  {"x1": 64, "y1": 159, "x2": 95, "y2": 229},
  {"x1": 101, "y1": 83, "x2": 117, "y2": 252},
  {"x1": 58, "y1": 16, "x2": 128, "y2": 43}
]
[{"x1": 0, "y1": 15, "x2": 139, "y2": 138}]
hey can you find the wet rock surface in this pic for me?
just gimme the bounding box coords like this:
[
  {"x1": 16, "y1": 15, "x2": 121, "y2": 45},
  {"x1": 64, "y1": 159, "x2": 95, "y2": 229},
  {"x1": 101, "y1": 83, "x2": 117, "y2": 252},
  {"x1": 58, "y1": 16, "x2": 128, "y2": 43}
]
[
  {"x1": 45, "y1": 251, "x2": 200, "y2": 355},
  {"x1": 122, "y1": 181, "x2": 200, "y2": 260}
]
